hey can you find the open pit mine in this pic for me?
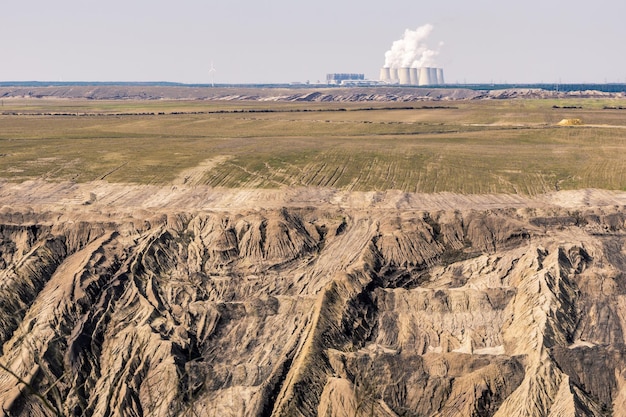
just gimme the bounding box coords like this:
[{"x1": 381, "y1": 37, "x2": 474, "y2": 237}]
[{"x1": 0, "y1": 182, "x2": 626, "y2": 417}]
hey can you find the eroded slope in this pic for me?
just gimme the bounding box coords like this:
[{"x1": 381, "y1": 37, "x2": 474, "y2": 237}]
[{"x1": 0, "y1": 201, "x2": 625, "y2": 417}]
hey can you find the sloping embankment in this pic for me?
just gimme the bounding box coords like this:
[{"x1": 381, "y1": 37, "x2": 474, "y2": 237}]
[{"x1": 1, "y1": 183, "x2": 626, "y2": 416}]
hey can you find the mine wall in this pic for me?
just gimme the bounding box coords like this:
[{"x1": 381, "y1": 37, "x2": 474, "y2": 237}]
[{"x1": 0, "y1": 207, "x2": 625, "y2": 416}]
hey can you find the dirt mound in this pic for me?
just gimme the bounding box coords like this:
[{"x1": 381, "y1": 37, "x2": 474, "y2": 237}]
[
  {"x1": 557, "y1": 118, "x2": 584, "y2": 126},
  {"x1": 2, "y1": 86, "x2": 622, "y2": 102},
  {"x1": 0, "y1": 86, "x2": 483, "y2": 102}
]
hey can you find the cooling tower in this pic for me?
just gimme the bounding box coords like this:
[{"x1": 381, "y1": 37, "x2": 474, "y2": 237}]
[
  {"x1": 389, "y1": 68, "x2": 399, "y2": 83},
  {"x1": 410, "y1": 68, "x2": 419, "y2": 85},
  {"x1": 398, "y1": 67, "x2": 411, "y2": 85},
  {"x1": 428, "y1": 67, "x2": 438, "y2": 85},
  {"x1": 379, "y1": 67, "x2": 391, "y2": 82},
  {"x1": 436, "y1": 68, "x2": 445, "y2": 85},
  {"x1": 418, "y1": 67, "x2": 431, "y2": 85}
]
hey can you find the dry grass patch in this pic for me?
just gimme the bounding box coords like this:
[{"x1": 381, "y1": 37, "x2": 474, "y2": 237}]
[{"x1": 1, "y1": 98, "x2": 626, "y2": 193}]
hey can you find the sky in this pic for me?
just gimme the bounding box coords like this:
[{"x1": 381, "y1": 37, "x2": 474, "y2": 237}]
[{"x1": 2, "y1": 0, "x2": 625, "y2": 84}]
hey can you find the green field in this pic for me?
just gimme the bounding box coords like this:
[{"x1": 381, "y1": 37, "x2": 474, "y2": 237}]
[{"x1": 1, "y1": 98, "x2": 626, "y2": 194}]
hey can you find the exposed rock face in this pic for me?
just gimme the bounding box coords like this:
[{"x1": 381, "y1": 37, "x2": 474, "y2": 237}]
[{"x1": 1, "y1": 197, "x2": 626, "y2": 416}]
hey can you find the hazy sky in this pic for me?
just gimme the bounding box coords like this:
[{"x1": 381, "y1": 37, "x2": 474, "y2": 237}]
[{"x1": 3, "y1": 0, "x2": 625, "y2": 84}]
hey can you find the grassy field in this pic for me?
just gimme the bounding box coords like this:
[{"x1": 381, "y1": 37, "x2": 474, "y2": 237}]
[{"x1": 1, "y1": 98, "x2": 626, "y2": 194}]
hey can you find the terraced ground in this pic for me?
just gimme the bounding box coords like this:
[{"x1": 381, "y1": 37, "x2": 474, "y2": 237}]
[{"x1": 1, "y1": 98, "x2": 626, "y2": 194}]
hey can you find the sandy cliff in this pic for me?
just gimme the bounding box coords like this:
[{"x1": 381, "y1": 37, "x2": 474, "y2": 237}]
[{"x1": 0, "y1": 182, "x2": 626, "y2": 416}]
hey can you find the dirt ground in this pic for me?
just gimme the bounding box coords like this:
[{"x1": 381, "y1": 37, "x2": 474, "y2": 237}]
[{"x1": 2, "y1": 179, "x2": 625, "y2": 222}]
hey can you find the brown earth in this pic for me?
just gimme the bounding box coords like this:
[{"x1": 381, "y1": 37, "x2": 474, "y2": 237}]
[{"x1": 1, "y1": 180, "x2": 626, "y2": 416}]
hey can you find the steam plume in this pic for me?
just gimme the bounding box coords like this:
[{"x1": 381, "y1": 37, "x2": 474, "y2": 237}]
[{"x1": 384, "y1": 24, "x2": 440, "y2": 68}]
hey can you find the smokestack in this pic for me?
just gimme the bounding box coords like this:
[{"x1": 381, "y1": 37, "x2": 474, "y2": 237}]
[
  {"x1": 410, "y1": 68, "x2": 419, "y2": 85},
  {"x1": 428, "y1": 67, "x2": 438, "y2": 85},
  {"x1": 389, "y1": 68, "x2": 399, "y2": 83},
  {"x1": 436, "y1": 68, "x2": 445, "y2": 85},
  {"x1": 418, "y1": 67, "x2": 431, "y2": 85},
  {"x1": 398, "y1": 67, "x2": 411, "y2": 85},
  {"x1": 379, "y1": 67, "x2": 391, "y2": 82}
]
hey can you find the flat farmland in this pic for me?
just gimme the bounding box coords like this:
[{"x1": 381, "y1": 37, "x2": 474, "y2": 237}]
[{"x1": 1, "y1": 98, "x2": 626, "y2": 194}]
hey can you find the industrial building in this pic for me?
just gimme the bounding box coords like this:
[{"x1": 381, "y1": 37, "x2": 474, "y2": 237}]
[
  {"x1": 379, "y1": 67, "x2": 445, "y2": 85},
  {"x1": 326, "y1": 73, "x2": 365, "y2": 85}
]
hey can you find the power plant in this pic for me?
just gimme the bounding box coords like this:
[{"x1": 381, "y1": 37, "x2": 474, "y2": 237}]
[
  {"x1": 327, "y1": 25, "x2": 446, "y2": 87},
  {"x1": 379, "y1": 24, "x2": 445, "y2": 86},
  {"x1": 326, "y1": 73, "x2": 365, "y2": 85},
  {"x1": 379, "y1": 66, "x2": 445, "y2": 85}
]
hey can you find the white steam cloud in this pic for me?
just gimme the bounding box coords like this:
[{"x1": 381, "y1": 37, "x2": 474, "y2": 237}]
[{"x1": 384, "y1": 24, "x2": 441, "y2": 68}]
